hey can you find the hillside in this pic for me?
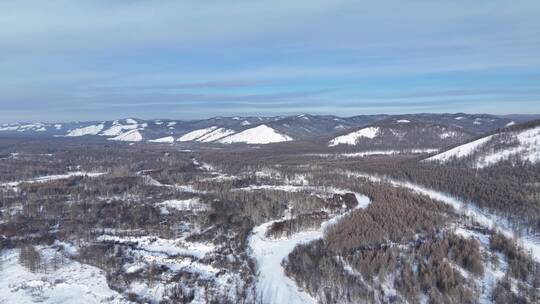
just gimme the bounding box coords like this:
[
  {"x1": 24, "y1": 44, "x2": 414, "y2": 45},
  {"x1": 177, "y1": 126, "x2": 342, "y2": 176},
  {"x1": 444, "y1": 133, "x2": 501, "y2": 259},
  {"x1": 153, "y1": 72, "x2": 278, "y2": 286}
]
[
  {"x1": 427, "y1": 119, "x2": 540, "y2": 168},
  {"x1": 328, "y1": 118, "x2": 473, "y2": 150}
]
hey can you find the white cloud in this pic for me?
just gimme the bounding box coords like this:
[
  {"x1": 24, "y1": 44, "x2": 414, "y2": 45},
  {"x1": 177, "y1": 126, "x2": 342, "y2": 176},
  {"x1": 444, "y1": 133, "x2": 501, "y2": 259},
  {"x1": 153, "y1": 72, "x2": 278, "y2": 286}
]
[{"x1": 1, "y1": 0, "x2": 540, "y2": 121}]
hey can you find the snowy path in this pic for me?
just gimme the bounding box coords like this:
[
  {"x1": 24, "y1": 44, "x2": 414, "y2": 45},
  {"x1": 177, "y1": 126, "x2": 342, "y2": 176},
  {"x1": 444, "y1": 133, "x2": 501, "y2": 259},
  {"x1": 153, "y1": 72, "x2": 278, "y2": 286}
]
[
  {"x1": 249, "y1": 193, "x2": 371, "y2": 304},
  {"x1": 1, "y1": 171, "x2": 105, "y2": 190},
  {"x1": 342, "y1": 171, "x2": 540, "y2": 262}
]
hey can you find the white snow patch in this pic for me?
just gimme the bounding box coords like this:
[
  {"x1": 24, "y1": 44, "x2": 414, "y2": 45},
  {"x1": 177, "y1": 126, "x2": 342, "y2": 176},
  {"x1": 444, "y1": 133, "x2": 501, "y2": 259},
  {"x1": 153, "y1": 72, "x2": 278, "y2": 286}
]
[
  {"x1": 177, "y1": 126, "x2": 217, "y2": 142},
  {"x1": 109, "y1": 129, "x2": 143, "y2": 142},
  {"x1": 197, "y1": 128, "x2": 235, "y2": 142},
  {"x1": 397, "y1": 119, "x2": 410, "y2": 123},
  {"x1": 308, "y1": 149, "x2": 439, "y2": 158},
  {"x1": 157, "y1": 198, "x2": 207, "y2": 213},
  {"x1": 452, "y1": 227, "x2": 508, "y2": 304},
  {"x1": 53, "y1": 240, "x2": 78, "y2": 257},
  {"x1": 1, "y1": 171, "x2": 105, "y2": 190},
  {"x1": 101, "y1": 122, "x2": 138, "y2": 136},
  {"x1": 505, "y1": 121, "x2": 515, "y2": 127},
  {"x1": 97, "y1": 235, "x2": 214, "y2": 259},
  {"x1": 218, "y1": 125, "x2": 292, "y2": 144},
  {"x1": 0, "y1": 123, "x2": 48, "y2": 132},
  {"x1": 0, "y1": 125, "x2": 20, "y2": 131},
  {"x1": 0, "y1": 248, "x2": 128, "y2": 303},
  {"x1": 328, "y1": 127, "x2": 379, "y2": 146},
  {"x1": 241, "y1": 120, "x2": 252, "y2": 126},
  {"x1": 439, "y1": 131, "x2": 459, "y2": 139},
  {"x1": 249, "y1": 223, "x2": 320, "y2": 304},
  {"x1": 148, "y1": 136, "x2": 174, "y2": 143},
  {"x1": 66, "y1": 124, "x2": 103, "y2": 136},
  {"x1": 428, "y1": 135, "x2": 494, "y2": 162}
]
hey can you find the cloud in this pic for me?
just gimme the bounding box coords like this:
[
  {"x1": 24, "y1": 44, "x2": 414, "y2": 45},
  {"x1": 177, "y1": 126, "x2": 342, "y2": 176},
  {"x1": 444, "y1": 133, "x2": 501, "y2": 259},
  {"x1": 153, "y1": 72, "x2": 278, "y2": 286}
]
[{"x1": 1, "y1": 0, "x2": 540, "y2": 121}]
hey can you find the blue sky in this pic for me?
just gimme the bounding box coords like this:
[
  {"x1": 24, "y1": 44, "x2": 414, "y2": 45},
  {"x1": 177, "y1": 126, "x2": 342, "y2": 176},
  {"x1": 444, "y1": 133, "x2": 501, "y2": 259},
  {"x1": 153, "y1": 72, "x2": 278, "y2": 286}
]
[{"x1": 1, "y1": 0, "x2": 539, "y2": 122}]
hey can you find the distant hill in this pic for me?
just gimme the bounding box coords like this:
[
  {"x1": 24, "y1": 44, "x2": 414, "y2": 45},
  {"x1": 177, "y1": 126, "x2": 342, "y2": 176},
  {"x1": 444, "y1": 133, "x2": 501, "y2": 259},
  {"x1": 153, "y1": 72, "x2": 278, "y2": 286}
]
[
  {"x1": 426, "y1": 119, "x2": 540, "y2": 168},
  {"x1": 0, "y1": 113, "x2": 524, "y2": 147}
]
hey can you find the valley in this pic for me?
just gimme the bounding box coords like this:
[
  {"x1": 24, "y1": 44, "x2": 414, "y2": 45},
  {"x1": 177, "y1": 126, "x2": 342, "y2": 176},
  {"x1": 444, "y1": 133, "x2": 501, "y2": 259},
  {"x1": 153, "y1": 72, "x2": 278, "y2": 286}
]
[{"x1": 1, "y1": 115, "x2": 539, "y2": 303}]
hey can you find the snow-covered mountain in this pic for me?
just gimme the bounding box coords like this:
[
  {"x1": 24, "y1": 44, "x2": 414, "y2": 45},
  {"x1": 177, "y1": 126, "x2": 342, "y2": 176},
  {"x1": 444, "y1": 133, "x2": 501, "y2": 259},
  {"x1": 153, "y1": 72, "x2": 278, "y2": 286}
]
[
  {"x1": 0, "y1": 114, "x2": 525, "y2": 146},
  {"x1": 65, "y1": 123, "x2": 104, "y2": 137},
  {"x1": 109, "y1": 129, "x2": 144, "y2": 142},
  {"x1": 217, "y1": 124, "x2": 292, "y2": 144},
  {"x1": 177, "y1": 124, "x2": 292, "y2": 144},
  {"x1": 427, "y1": 119, "x2": 540, "y2": 168},
  {"x1": 327, "y1": 119, "x2": 472, "y2": 150},
  {"x1": 178, "y1": 126, "x2": 236, "y2": 143},
  {"x1": 0, "y1": 122, "x2": 52, "y2": 133},
  {"x1": 329, "y1": 127, "x2": 380, "y2": 146},
  {"x1": 148, "y1": 136, "x2": 175, "y2": 143}
]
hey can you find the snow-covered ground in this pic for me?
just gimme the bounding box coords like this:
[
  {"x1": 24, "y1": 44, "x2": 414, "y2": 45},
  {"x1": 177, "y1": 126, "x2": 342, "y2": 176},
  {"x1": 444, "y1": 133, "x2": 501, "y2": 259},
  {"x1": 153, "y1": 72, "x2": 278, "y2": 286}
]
[
  {"x1": 109, "y1": 129, "x2": 143, "y2": 142},
  {"x1": 477, "y1": 126, "x2": 540, "y2": 167},
  {"x1": 328, "y1": 127, "x2": 379, "y2": 146},
  {"x1": 0, "y1": 123, "x2": 48, "y2": 132},
  {"x1": 249, "y1": 223, "x2": 321, "y2": 304},
  {"x1": 307, "y1": 149, "x2": 439, "y2": 158},
  {"x1": 66, "y1": 124, "x2": 104, "y2": 137},
  {"x1": 453, "y1": 227, "x2": 508, "y2": 304},
  {"x1": 97, "y1": 235, "x2": 214, "y2": 259},
  {"x1": 101, "y1": 121, "x2": 139, "y2": 136},
  {"x1": 139, "y1": 171, "x2": 209, "y2": 194},
  {"x1": 439, "y1": 131, "x2": 459, "y2": 139},
  {"x1": 249, "y1": 191, "x2": 371, "y2": 304},
  {"x1": 177, "y1": 126, "x2": 217, "y2": 142},
  {"x1": 1, "y1": 171, "x2": 105, "y2": 190},
  {"x1": 148, "y1": 136, "x2": 174, "y2": 143},
  {"x1": 157, "y1": 198, "x2": 208, "y2": 214},
  {"x1": 218, "y1": 125, "x2": 292, "y2": 144},
  {"x1": 428, "y1": 135, "x2": 494, "y2": 162},
  {"x1": 196, "y1": 128, "x2": 235, "y2": 142},
  {"x1": 0, "y1": 248, "x2": 129, "y2": 304},
  {"x1": 428, "y1": 125, "x2": 540, "y2": 167},
  {"x1": 94, "y1": 231, "x2": 245, "y2": 303}
]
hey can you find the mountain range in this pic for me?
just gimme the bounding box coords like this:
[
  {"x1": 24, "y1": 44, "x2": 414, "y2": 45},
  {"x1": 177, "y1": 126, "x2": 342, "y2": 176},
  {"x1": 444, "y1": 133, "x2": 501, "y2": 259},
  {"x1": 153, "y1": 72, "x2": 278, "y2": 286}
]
[
  {"x1": 0, "y1": 113, "x2": 526, "y2": 144},
  {"x1": 2, "y1": 113, "x2": 540, "y2": 167}
]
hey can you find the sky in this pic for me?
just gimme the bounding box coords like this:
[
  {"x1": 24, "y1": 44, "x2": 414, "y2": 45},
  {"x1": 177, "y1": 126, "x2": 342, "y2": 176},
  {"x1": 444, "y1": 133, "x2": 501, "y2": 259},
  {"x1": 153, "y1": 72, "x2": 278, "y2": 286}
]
[{"x1": 1, "y1": 0, "x2": 540, "y2": 122}]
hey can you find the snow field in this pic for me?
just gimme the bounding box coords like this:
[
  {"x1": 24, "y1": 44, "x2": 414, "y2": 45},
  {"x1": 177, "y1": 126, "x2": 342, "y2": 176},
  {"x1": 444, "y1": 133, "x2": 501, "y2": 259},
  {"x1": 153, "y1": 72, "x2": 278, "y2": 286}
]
[
  {"x1": 218, "y1": 124, "x2": 292, "y2": 144},
  {"x1": 0, "y1": 247, "x2": 128, "y2": 304},
  {"x1": 328, "y1": 127, "x2": 380, "y2": 146}
]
